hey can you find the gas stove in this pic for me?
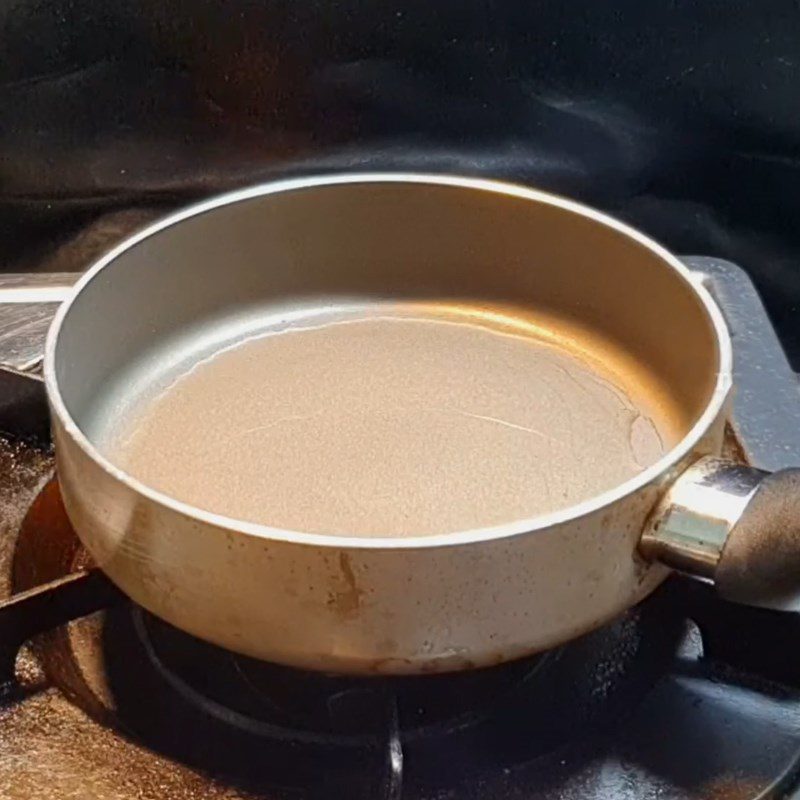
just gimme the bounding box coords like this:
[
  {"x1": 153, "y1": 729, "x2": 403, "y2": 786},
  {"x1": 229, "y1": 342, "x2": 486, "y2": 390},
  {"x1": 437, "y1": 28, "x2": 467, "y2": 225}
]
[{"x1": 0, "y1": 257, "x2": 799, "y2": 799}]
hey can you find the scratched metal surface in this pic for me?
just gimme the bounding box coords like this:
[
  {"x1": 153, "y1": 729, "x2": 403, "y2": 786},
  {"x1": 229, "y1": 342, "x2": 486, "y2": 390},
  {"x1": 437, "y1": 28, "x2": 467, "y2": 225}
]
[{"x1": 0, "y1": 273, "x2": 76, "y2": 373}]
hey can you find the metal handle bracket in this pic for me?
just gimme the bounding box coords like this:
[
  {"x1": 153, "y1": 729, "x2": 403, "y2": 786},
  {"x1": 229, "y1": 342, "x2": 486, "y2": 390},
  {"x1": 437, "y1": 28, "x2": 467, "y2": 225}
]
[{"x1": 641, "y1": 456, "x2": 800, "y2": 611}]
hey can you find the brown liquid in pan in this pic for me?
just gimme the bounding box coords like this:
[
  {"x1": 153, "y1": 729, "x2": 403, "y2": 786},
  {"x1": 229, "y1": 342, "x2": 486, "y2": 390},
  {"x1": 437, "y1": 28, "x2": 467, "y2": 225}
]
[{"x1": 109, "y1": 309, "x2": 680, "y2": 537}]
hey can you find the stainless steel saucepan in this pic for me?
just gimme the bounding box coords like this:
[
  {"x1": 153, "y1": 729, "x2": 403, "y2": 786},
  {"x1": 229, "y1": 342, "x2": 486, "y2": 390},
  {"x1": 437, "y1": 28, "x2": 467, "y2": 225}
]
[{"x1": 37, "y1": 173, "x2": 800, "y2": 675}]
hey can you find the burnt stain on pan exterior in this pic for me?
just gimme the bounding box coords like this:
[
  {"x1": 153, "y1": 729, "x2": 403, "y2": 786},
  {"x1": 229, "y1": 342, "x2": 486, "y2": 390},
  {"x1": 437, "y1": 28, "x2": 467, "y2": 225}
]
[{"x1": 327, "y1": 553, "x2": 365, "y2": 618}]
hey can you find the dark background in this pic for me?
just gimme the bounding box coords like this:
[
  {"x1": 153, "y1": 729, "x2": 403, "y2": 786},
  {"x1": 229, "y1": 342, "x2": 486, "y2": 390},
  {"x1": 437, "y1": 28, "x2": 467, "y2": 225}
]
[{"x1": 2, "y1": 1, "x2": 799, "y2": 361}]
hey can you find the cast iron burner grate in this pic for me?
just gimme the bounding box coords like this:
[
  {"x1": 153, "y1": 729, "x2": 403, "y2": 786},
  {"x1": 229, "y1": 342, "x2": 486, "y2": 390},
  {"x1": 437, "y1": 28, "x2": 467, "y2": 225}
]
[{"x1": 0, "y1": 258, "x2": 800, "y2": 799}]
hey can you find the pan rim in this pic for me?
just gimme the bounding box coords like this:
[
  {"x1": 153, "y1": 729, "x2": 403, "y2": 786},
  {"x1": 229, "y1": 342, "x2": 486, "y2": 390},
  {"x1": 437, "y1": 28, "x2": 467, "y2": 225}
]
[{"x1": 43, "y1": 172, "x2": 733, "y2": 550}]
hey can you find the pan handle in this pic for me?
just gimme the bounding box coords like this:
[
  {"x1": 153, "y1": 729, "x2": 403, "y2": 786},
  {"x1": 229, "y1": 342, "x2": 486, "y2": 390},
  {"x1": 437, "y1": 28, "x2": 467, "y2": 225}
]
[
  {"x1": 0, "y1": 274, "x2": 77, "y2": 439},
  {"x1": 0, "y1": 273, "x2": 77, "y2": 375},
  {"x1": 640, "y1": 456, "x2": 800, "y2": 611}
]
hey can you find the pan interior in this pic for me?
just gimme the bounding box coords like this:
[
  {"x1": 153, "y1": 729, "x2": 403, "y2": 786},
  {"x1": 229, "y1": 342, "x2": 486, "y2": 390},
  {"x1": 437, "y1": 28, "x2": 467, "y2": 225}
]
[
  {"x1": 87, "y1": 301, "x2": 681, "y2": 538},
  {"x1": 53, "y1": 179, "x2": 722, "y2": 539}
]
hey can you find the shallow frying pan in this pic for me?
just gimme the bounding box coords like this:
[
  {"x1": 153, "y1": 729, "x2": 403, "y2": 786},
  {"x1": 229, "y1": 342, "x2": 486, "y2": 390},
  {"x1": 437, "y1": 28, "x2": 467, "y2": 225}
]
[{"x1": 42, "y1": 174, "x2": 800, "y2": 675}]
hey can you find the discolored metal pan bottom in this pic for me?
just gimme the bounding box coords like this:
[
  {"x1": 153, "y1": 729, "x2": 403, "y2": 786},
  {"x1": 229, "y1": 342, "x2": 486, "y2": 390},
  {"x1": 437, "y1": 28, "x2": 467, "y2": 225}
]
[{"x1": 98, "y1": 303, "x2": 682, "y2": 537}]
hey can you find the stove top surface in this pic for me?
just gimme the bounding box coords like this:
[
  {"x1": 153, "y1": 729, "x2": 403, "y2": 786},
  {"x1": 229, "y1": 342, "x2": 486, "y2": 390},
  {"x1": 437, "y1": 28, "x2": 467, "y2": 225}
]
[{"x1": 0, "y1": 257, "x2": 799, "y2": 799}]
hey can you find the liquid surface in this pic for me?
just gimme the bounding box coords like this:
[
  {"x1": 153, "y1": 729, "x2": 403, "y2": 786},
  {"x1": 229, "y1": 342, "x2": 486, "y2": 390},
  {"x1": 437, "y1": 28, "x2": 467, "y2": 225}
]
[{"x1": 108, "y1": 312, "x2": 678, "y2": 537}]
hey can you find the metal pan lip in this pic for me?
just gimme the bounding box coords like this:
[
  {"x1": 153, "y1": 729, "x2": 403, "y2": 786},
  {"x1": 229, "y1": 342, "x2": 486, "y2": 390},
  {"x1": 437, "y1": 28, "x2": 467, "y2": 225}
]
[{"x1": 44, "y1": 172, "x2": 733, "y2": 551}]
